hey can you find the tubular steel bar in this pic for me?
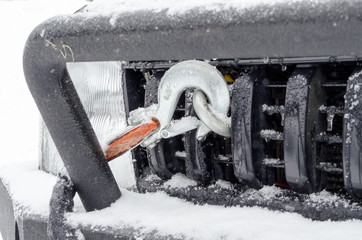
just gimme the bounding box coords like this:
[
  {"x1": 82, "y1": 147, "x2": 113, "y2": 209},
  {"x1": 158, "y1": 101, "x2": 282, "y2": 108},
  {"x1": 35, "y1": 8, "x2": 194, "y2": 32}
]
[{"x1": 23, "y1": 63, "x2": 121, "y2": 211}]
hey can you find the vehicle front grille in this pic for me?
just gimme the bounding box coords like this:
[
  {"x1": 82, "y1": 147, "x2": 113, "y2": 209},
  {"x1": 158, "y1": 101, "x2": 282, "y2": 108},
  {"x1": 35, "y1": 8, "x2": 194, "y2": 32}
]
[{"x1": 123, "y1": 60, "x2": 362, "y2": 199}]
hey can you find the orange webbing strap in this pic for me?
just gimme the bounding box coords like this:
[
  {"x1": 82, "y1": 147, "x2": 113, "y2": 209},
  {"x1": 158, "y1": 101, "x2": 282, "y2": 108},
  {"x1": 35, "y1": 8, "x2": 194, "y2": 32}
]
[{"x1": 105, "y1": 118, "x2": 160, "y2": 162}]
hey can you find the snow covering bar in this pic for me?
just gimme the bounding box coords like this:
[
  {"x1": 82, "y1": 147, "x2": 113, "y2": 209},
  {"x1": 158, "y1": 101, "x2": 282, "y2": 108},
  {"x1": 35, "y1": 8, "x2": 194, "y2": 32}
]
[
  {"x1": 231, "y1": 71, "x2": 268, "y2": 188},
  {"x1": 343, "y1": 67, "x2": 362, "y2": 197},
  {"x1": 284, "y1": 67, "x2": 322, "y2": 193}
]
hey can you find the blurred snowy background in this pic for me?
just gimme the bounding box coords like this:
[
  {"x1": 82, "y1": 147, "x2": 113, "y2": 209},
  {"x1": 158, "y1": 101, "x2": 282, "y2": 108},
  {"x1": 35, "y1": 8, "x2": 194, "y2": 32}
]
[{"x1": 0, "y1": 1, "x2": 87, "y2": 240}]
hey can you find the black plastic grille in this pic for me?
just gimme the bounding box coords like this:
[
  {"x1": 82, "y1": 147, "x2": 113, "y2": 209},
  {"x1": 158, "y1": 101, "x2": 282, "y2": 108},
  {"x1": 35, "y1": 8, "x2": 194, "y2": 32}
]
[{"x1": 125, "y1": 61, "x2": 362, "y2": 197}]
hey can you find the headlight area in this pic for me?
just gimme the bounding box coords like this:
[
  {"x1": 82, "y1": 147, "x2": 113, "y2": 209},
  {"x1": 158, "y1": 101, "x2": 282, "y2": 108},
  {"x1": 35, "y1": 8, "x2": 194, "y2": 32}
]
[{"x1": 39, "y1": 62, "x2": 137, "y2": 190}]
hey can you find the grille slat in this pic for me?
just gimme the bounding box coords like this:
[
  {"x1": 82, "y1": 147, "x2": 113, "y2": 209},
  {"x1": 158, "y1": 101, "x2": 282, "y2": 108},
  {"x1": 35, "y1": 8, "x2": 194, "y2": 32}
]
[{"x1": 136, "y1": 62, "x2": 361, "y2": 199}]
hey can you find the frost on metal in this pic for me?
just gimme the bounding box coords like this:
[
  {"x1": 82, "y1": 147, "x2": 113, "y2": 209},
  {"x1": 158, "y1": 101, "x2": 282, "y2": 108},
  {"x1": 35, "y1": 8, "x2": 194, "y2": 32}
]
[
  {"x1": 344, "y1": 70, "x2": 362, "y2": 145},
  {"x1": 263, "y1": 158, "x2": 284, "y2": 167},
  {"x1": 33, "y1": 0, "x2": 362, "y2": 39},
  {"x1": 319, "y1": 105, "x2": 344, "y2": 131},
  {"x1": 262, "y1": 104, "x2": 285, "y2": 125},
  {"x1": 165, "y1": 116, "x2": 201, "y2": 135},
  {"x1": 137, "y1": 173, "x2": 362, "y2": 221},
  {"x1": 81, "y1": 0, "x2": 361, "y2": 20},
  {"x1": 343, "y1": 69, "x2": 362, "y2": 193},
  {"x1": 260, "y1": 129, "x2": 283, "y2": 141},
  {"x1": 40, "y1": 62, "x2": 136, "y2": 189}
]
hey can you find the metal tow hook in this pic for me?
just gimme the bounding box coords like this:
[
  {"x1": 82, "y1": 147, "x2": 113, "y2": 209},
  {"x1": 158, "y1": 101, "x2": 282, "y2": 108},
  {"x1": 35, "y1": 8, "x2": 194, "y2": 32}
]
[{"x1": 105, "y1": 60, "x2": 231, "y2": 161}]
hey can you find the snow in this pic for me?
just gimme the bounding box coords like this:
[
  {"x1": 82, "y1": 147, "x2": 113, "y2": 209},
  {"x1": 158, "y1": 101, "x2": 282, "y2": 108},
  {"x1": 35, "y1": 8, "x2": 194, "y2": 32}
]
[
  {"x1": 244, "y1": 185, "x2": 284, "y2": 201},
  {"x1": 165, "y1": 116, "x2": 201, "y2": 136},
  {"x1": 163, "y1": 173, "x2": 198, "y2": 189},
  {"x1": 175, "y1": 151, "x2": 187, "y2": 158},
  {"x1": 260, "y1": 129, "x2": 283, "y2": 141},
  {"x1": 3, "y1": 161, "x2": 362, "y2": 240},
  {"x1": 65, "y1": 187, "x2": 362, "y2": 240},
  {"x1": 212, "y1": 180, "x2": 234, "y2": 190},
  {"x1": 263, "y1": 158, "x2": 284, "y2": 166},
  {"x1": 0, "y1": 162, "x2": 57, "y2": 217},
  {"x1": 83, "y1": 0, "x2": 336, "y2": 16},
  {"x1": 2, "y1": 0, "x2": 362, "y2": 239}
]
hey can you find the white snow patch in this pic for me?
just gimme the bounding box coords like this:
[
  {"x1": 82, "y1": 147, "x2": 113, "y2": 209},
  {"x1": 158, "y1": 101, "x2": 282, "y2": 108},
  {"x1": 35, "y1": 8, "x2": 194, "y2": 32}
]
[
  {"x1": 245, "y1": 185, "x2": 283, "y2": 201},
  {"x1": 145, "y1": 174, "x2": 162, "y2": 182},
  {"x1": 175, "y1": 151, "x2": 187, "y2": 158},
  {"x1": 260, "y1": 129, "x2": 283, "y2": 141},
  {"x1": 350, "y1": 100, "x2": 359, "y2": 110},
  {"x1": 309, "y1": 190, "x2": 339, "y2": 203},
  {"x1": 166, "y1": 116, "x2": 201, "y2": 134},
  {"x1": 0, "y1": 161, "x2": 56, "y2": 217},
  {"x1": 263, "y1": 158, "x2": 283, "y2": 165},
  {"x1": 163, "y1": 173, "x2": 197, "y2": 189},
  {"x1": 0, "y1": 160, "x2": 82, "y2": 218},
  {"x1": 83, "y1": 0, "x2": 334, "y2": 16},
  {"x1": 349, "y1": 69, "x2": 362, "y2": 82},
  {"x1": 66, "y1": 187, "x2": 362, "y2": 240},
  {"x1": 3, "y1": 161, "x2": 362, "y2": 240},
  {"x1": 354, "y1": 83, "x2": 361, "y2": 92},
  {"x1": 218, "y1": 154, "x2": 230, "y2": 161},
  {"x1": 214, "y1": 180, "x2": 234, "y2": 190}
]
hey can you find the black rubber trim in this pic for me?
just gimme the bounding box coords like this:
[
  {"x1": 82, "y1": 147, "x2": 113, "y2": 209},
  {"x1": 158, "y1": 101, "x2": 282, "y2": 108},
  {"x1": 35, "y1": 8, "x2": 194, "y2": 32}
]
[
  {"x1": 343, "y1": 67, "x2": 362, "y2": 197},
  {"x1": 283, "y1": 67, "x2": 325, "y2": 193},
  {"x1": 231, "y1": 71, "x2": 269, "y2": 188}
]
